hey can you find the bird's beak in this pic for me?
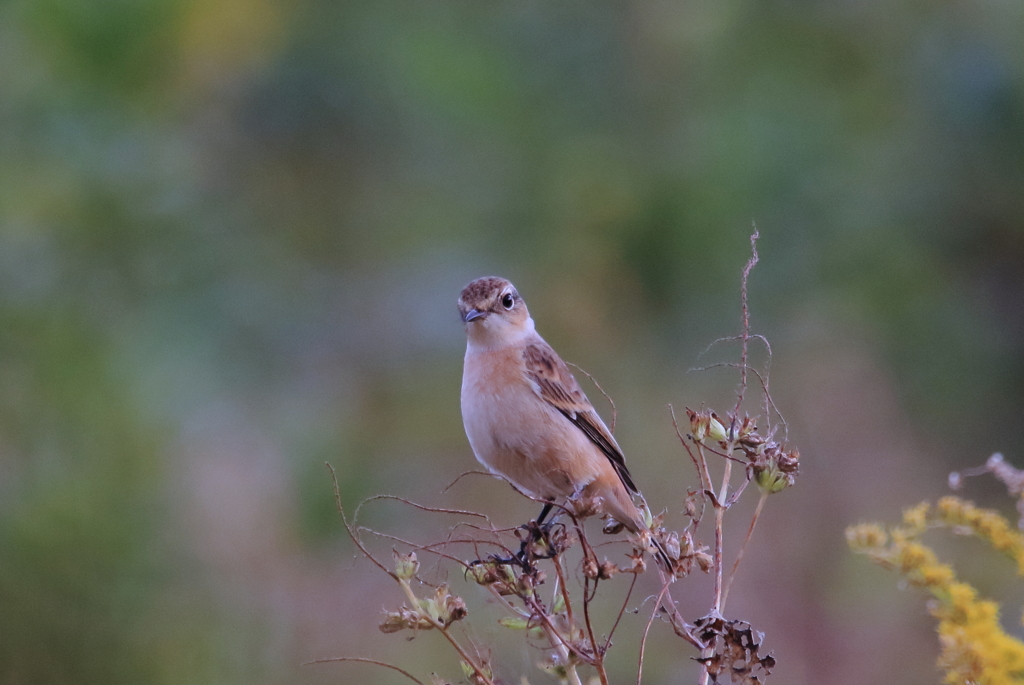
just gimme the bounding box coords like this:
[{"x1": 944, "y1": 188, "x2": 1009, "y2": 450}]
[{"x1": 462, "y1": 308, "x2": 487, "y2": 323}]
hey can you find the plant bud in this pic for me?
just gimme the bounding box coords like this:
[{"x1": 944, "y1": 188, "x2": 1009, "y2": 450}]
[
  {"x1": 695, "y1": 551, "x2": 714, "y2": 573},
  {"x1": 665, "y1": 532, "x2": 681, "y2": 561},
  {"x1": 708, "y1": 413, "x2": 728, "y2": 443},
  {"x1": 641, "y1": 503, "x2": 654, "y2": 529},
  {"x1": 686, "y1": 408, "x2": 708, "y2": 441},
  {"x1": 754, "y1": 463, "x2": 791, "y2": 494}
]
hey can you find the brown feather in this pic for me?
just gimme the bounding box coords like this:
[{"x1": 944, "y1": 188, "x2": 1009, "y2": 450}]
[{"x1": 522, "y1": 342, "x2": 638, "y2": 494}]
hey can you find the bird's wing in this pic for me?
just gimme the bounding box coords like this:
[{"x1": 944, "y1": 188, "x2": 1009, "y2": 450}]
[{"x1": 522, "y1": 341, "x2": 638, "y2": 494}]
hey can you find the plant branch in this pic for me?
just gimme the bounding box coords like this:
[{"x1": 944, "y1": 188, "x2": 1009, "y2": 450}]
[
  {"x1": 303, "y1": 656, "x2": 426, "y2": 685},
  {"x1": 733, "y1": 227, "x2": 759, "y2": 418},
  {"x1": 396, "y1": 578, "x2": 497, "y2": 685},
  {"x1": 722, "y1": 490, "x2": 769, "y2": 610},
  {"x1": 326, "y1": 462, "x2": 394, "y2": 579}
]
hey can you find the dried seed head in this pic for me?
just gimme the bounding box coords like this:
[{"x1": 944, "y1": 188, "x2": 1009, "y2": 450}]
[
  {"x1": 686, "y1": 407, "x2": 706, "y2": 441},
  {"x1": 626, "y1": 548, "x2": 647, "y2": 573},
  {"x1": 430, "y1": 585, "x2": 468, "y2": 627},
  {"x1": 696, "y1": 551, "x2": 714, "y2": 573},
  {"x1": 598, "y1": 560, "x2": 619, "y2": 580},
  {"x1": 683, "y1": 490, "x2": 701, "y2": 522},
  {"x1": 393, "y1": 550, "x2": 419, "y2": 580},
  {"x1": 693, "y1": 615, "x2": 775, "y2": 684},
  {"x1": 753, "y1": 445, "x2": 800, "y2": 494},
  {"x1": 379, "y1": 605, "x2": 433, "y2": 633},
  {"x1": 687, "y1": 407, "x2": 729, "y2": 445},
  {"x1": 664, "y1": 531, "x2": 681, "y2": 561}
]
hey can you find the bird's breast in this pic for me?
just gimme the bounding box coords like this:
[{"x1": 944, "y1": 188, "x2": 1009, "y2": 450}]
[
  {"x1": 461, "y1": 343, "x2": 601, "y2": 499},
  {"x1": 461, "y1": 346, "x2": 544, "y2": 456}
]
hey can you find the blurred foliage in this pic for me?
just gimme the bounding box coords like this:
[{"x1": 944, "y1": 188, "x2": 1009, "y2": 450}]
[{"x1": 1, "y1": 0, "x2": 1023, "y2": 682}]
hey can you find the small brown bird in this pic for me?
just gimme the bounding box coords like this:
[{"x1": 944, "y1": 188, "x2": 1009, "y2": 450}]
[{"x1": 458, "y1": 276, "x2": 659, "y2": 553}]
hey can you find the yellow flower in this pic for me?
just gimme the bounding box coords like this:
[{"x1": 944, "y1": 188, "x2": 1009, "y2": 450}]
[
  {"x1": 848, "y1": 496, "x2": 1024, "y2": 685},
  {"x1": 902, "y1": 502, "x2": 930, "y2": 533}
]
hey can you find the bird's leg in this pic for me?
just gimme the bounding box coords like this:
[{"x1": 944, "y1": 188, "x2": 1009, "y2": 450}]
[
  {"x1": 510, "y1": 501, "x2": 561, "y2": 572},
  {"x1": 535, "y1": 502, "x2": 554, "y2": 526},
  {"x1": 467, "y1": 502, "x2": 561, "y2": 574}
]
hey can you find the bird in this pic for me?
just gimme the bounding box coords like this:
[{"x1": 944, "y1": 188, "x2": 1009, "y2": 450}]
[{"x1": 458, "y1": 276, "x2": 668, "y2": 569}]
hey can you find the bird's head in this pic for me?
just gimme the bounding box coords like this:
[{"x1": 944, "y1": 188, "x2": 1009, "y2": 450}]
[{"x1": 458, "y1": 276, "x2": 534, "y2": 346}]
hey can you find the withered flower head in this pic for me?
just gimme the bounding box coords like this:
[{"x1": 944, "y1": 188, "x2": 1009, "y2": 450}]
[
  {"x1": 753, "y1": 444, "x2": 800, "y2": 494},
  {"x1": 687, "y1": 408, "x2": 728, "y2": 445},
  {"x1": 393, "y1": 550, "x2": 419, "y2": 581}
]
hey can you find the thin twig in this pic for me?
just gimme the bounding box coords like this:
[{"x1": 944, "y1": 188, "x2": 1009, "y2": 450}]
[
  {"x1": 712, "y1": 457, "x2": 733, "y2": 613},
  {"x1": 605, "y1": 572, "x2": 639, "y2": 654},
  {"x1": 303, "y1": 656, "x2": 426, "y2": 684},
  {"x1": 669, "y1": 404, "x2": 713, "y2": 496},
  {"x1": 688, "y1": 359, "x2": 788, "y2": 441},
  {"x1": 442, "y1": 469, "x2": 498, "y2": 493},
  {"x1": 326, "y1": 463, "x2": 394, "y2": 579},
  {"x1": 551, "y1": 553, "x2": 576, "y2": 633},
  {"x1": 659, "y1": 586, "x2": 702, "y2": 648},
  {"x1": 571, "y1": 519, "x2": 611, "y2": 685},
  {"x1": 395, "y1": 578, "x2": 497, "y2": 685},
  {"x1": 636, "y1": 584, "x2": 672, "y2": 685},
  {"x1": 522, "y1": 591, "x2": 588, "y2": 666},
  {"x1": 355, "y1": 528, "x2": 479, "y2": 569},
  {"x1": 354, "y1": 494, "x2": 491, "y2": 521},
  {"x1": 721, "y1": 490, "x2": 769, "y2": 609},
  {"x1": 330, "y1": 462, "x2": 495, "y2": 685},
  {"x1": 733, "y1": 227, "x2": 760, "y2": 418}
]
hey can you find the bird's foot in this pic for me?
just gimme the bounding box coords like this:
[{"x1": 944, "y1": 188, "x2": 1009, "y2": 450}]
[{"x1": 514, "y1": 519, "x2": 564, "y2": 568}]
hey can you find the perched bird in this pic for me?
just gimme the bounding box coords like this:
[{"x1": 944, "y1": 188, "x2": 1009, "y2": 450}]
[{"x1": 458, "y1": 276, "x2": 664, "y2": 565}]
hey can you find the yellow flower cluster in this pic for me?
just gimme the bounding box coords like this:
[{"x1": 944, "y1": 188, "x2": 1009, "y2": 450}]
[
  {"x1": 934, "y1": 497, "x2": 1024, "y2": 575},
  {"x1": 847, "y1": 498, "x2": 1024, "y2": 685}
]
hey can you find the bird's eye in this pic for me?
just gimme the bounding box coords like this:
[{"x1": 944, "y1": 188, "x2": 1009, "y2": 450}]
[{"x1": 501, "y1": 292, "x2": 515, "y2": 310}]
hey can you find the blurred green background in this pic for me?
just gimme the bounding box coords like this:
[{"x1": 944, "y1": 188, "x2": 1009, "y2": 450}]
[{"x1": 2, "y1": 0, "x2": 1023, "y2": 683}]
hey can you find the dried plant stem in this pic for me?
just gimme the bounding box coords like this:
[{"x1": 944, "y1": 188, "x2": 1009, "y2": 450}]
[
  {"x1": 544, "y1": 568, "x2": 590, "y2": 685},
  {"x1": 712, "y1": 503, "x2": 726, "y2": 614},
  {"x1": 570, "y1": 519, "x2": 611, "y2": 685},
  {"x1": 659, "y1": 586, "x2": 702, "y2": 648},
  {"x1": 712, "y1": 453, "x2": 733, "y2": 613},
  {"x1": 523, "y1": 592, "x2": 584, "y2": 684},
  {"x1": 303, "y1": 657, "x2": 427, "y2": 684},
  {"x1": 733, "y1": 228, "x2": 759, "y2": 418},
  {"x1": 636, "y1": 583, "x2": 672, "y2": 685},
  {"x1": 670, "y1": 405, "x2": 714, "y2": 513},
  {"x1": 721, "y1": 490, "x2": 768, "y2": 610},
  {"x1": 326, "y1": 463, "x2": 394, "y2": 579},
  {"x1": 396, "y1": 578, "x2": 497, "y2": 685},
  {"x1": 583, "y1": 578, "x2": 611, "y2": 685},
  {"x1": 552, "y1": 554, "x2": 576, "y2": 632},
  {"x1": 604, "y1": 572, "x2": 639, "y2": 655},
  {"x1": 702, "y1": 444, "x2": 737, "y2": 685}
]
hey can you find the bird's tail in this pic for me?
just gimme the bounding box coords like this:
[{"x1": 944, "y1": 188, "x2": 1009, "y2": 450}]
[
  {"x1": 650, "y1": 536, "x2": 673, "y2": 575},
  {"x1": 607, "y1": 492, "x2": 674, "y2": 575}
]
